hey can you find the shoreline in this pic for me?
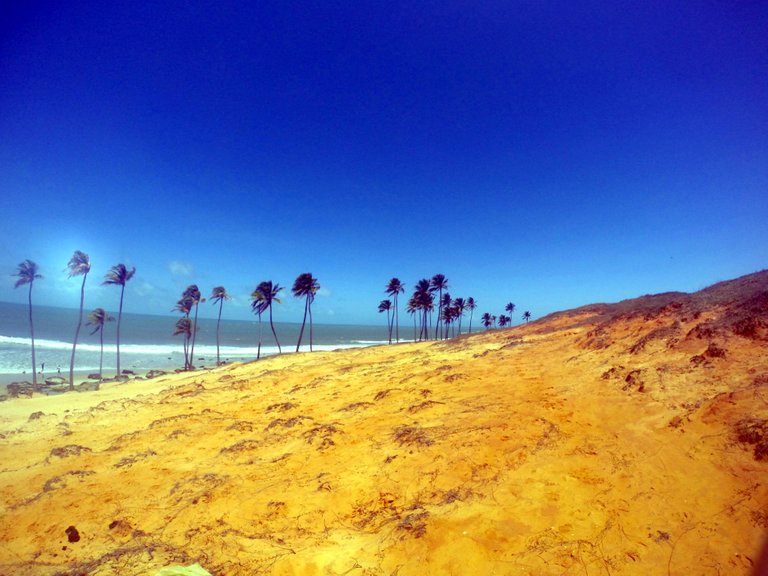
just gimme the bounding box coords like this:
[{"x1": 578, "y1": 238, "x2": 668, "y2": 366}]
[{"x1": 0, "y1": 363, "x2": 227, "y2": 398}]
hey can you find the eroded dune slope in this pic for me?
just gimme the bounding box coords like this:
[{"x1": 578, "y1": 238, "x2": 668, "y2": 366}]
[{"x1": 1, "y1": 271, "x2": 767, "y2": 575}]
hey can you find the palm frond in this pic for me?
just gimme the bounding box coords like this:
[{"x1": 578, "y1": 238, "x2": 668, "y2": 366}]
[
  {"x1": 102, "y1": 264, "x2": 136, "y2": 286},
  {"x1": 183, "y1": 284, "x2": 201, "y2": 302},
  {"x1": 173, "y1": 317, "x2": 192, "y2": 336},
  {"x1": 386, "y1": 277, "x2": 404, "y2": 296},
  {"x1": 292, "y1": 273, "x2": 319, "y2": 297},
  {"x1": 210, "y1": 286, "x2": 230, "y2": 303},
  {"x1": 87, "y1": 307, "x2": 114, "y2": 334},
  {"x1": 67, "y1": 250, "x2": 91, "y2": 277},
  {"x1": 13, "y1": 259, "x2": 42, "y2": 288}
]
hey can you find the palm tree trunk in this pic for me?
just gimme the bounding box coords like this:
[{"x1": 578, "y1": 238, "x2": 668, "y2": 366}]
[
  {"x1": 216, "y1": 299, "x2": 223, "y2": 365},
  {"x1": 269, "y1": 304, "x2": 281, "y2": 354},
  {"x1": 308, "y1": 298, "x2": 314, "y2": 352},
  {"x1": 469, "y1": 310, "x2": 474, "y2": 334},
  {"x1": 116, "y1": 285, "x2": 125, "y2": 378},
  {"x1": 296, "y1": 298, "x2": 308, "y2": 352},
  {"x1": 257, "y1": 312, "x2": 263, "y2": 360},
  {"x1": 28, "y1": 283, "x2": 37, "y2": 387},
  {"x1": 97, "y1": 329, "x2": 103, "y2": 390},
  {"x1": 394, "y1": 294, "x2": 399, "y2": 343},
  {"x1": 387, "y1": 309, "x2": 392, "y2": 344},
  {"x1": 69, "y1": 272, "x2": 88, "y2": 391},
  {"x1": 417, "y1": 310, "x2": 422, "y2": 341},
  {"x1": 189, "y1": 303, "x2": 199, "y2": 369}
]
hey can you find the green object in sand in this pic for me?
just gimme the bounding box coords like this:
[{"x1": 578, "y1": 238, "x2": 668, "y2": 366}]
[{"x1": 154, "y1": 563, "x2": 212, "y2": 576}]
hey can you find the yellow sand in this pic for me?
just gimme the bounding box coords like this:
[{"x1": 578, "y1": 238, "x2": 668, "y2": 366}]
[{"x1": 0, "y1": 305, "x2": 766, "y2": 575}]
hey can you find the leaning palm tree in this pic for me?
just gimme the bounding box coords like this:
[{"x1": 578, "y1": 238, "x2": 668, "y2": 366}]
[
  {"x1": 430, "y1": 274, "x2": 448, "y2": 340},
  {"x1": 13, "y1": 260, "x2": 42, "y2": 386},
  {"x1": 253, "y1": 281, "x2": 283, "y2": 354},
  {"x1": 406, "y1": 296, "x2": 418, "y2": 342},
  {"x1": 523, "y1": 311, "x2": 532, "y2": 323},
  {"x1": 210, "y1": 286, "x2": 230, "y2": 365},
  {"x1": 173, "y1": 317, "x2": 192, "y2": 370},
  {"x1": 466, "y1": 297, "x2": 477, "y2": 333},
  {"x1": 385, "y1": 278, "x2": 405, "y2": 342},
  {"x1": 103, "y1": 264, "x2": 135, "y2": 378},
  {"x1": 86, "y1": 308, "x2": 114, "y2": 388},
  {"x1": 481, "y1": 312, "x2": 493, "y2": 330},
  {"x1": 183, "y1": 285, "x2": 202, "y2": 369},
  {"x1": 293, "y1": 273, "x2": 320, "y2": 352},
  {"x1": 250, "y1": 288, "x2": 267, "y2": 360},
  {"x1": 67, "y1": 251, "x2": 90, "y2": 390},
  {"x1": 378, "y1": 299, "x2": 393, "y2": 343}
]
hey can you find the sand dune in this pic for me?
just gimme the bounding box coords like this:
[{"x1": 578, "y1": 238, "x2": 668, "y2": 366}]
[{"x1": 1, "y1": 271, "x2": 767, "y2": 575}]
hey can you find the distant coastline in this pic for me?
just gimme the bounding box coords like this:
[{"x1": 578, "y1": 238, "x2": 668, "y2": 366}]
[{"x1": 0, "y1": 301, "x2": 389, "y2": 380}]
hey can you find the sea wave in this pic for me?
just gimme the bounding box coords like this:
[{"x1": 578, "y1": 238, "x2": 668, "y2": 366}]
[
  {"x1": 0, "y1": 336, "x2": 375, "y2": 355},
  {"x1": 0, "y1": 335, "x2": 378, "y2": 374}
]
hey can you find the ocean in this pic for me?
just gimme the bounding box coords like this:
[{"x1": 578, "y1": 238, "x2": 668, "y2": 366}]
[{"x1": 0, "y1": 301, "x2": 389, "y2": 377}]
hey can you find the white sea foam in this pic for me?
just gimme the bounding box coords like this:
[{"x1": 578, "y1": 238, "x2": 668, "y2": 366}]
[{"x1": 0, "y1": 334, "x2": 383, "y2": 374}]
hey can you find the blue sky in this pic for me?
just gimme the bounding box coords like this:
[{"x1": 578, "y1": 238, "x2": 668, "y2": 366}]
[{"x1": 1, "y1": 1, "x2": 766, "y2": 325}]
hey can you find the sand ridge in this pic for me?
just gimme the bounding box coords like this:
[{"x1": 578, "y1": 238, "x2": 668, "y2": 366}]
[{"x1": 0, "y1": 274, "x2": 767, "y2": 575}]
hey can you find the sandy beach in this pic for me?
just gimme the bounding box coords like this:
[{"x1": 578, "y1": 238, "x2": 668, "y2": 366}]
[{"x1": 1, "y1": 272, "x2": 766, "y2": 575}]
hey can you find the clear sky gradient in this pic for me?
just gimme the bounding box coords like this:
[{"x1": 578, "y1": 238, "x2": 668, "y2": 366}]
[{"x1": 1, "y1": 1, "x2": 766, "y2": 325}]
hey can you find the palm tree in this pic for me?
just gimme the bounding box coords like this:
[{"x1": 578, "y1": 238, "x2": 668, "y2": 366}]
[
  {"x1": 172, "y1": 295, "x2": 194, "y2": 369},
  {"x1": 250, "y1": 288, "x2": 266, "y2": 360},
  {"x1": 210, "y1": 286, "x2": 230, "y2": 365},
  {"x1": 293, "y1": 273, "x2": 320, "y2": 352},
  {"x1": 378, "y1": 299, "x2": 393, "y2": 343},
  {"x1": 87, "y1": 308, "x2": 114, "y2": 388},
  {"x1": 103, "y1": 264, "x2": 135, "y2": 378},
  {"x1": 413, "y1": 279, "x2": 433, "y2": 341},
  {"x1": 440, "y1": 292, "x2": 452, "y2": 339},
  {"x1": 253, "y1": 281, "x2": 283, "y2": 354},
  {"x1": 441, "y1": 304, "x2": 456, "y2": 337},
  {"x1": 481, "y1": 312, "x2": 493, "y2": 330},
  {"x1": 453, "y1": 297, "x2": 466, "y2": 335},
  {"x1": 523, "y1": 311, "x2": 532, "y2": 323},
  {"x1": 498, "y1": 314, "x2": 509, "y2": 328},
  {"x1": 13, "y1": 260, "x2": 42, "y2": 386},
  {"x1": 406, "y1": 296, "x2": 418, "y2": 342},
  {"x1": 67, "y1": 250, "x2": 90, "y2": 391},
  {"x1": 173, "y1": 318, "x2": 192, "y2": 370},
  {"x1": 183, "y1": 285, "x2": 202, "y2": 368},
  {"x1": 430, "y1": 274, "x2": 448, "y2": 339},
  {"x1": 466, "y1": 297, "x2": 477, "y2": 333},
  {"x1": 385, "y1": 278, "x2": 405, "y2": 343},
  {"x1": 505, "y1": 302, "x2": 515, "y2": 325}
]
